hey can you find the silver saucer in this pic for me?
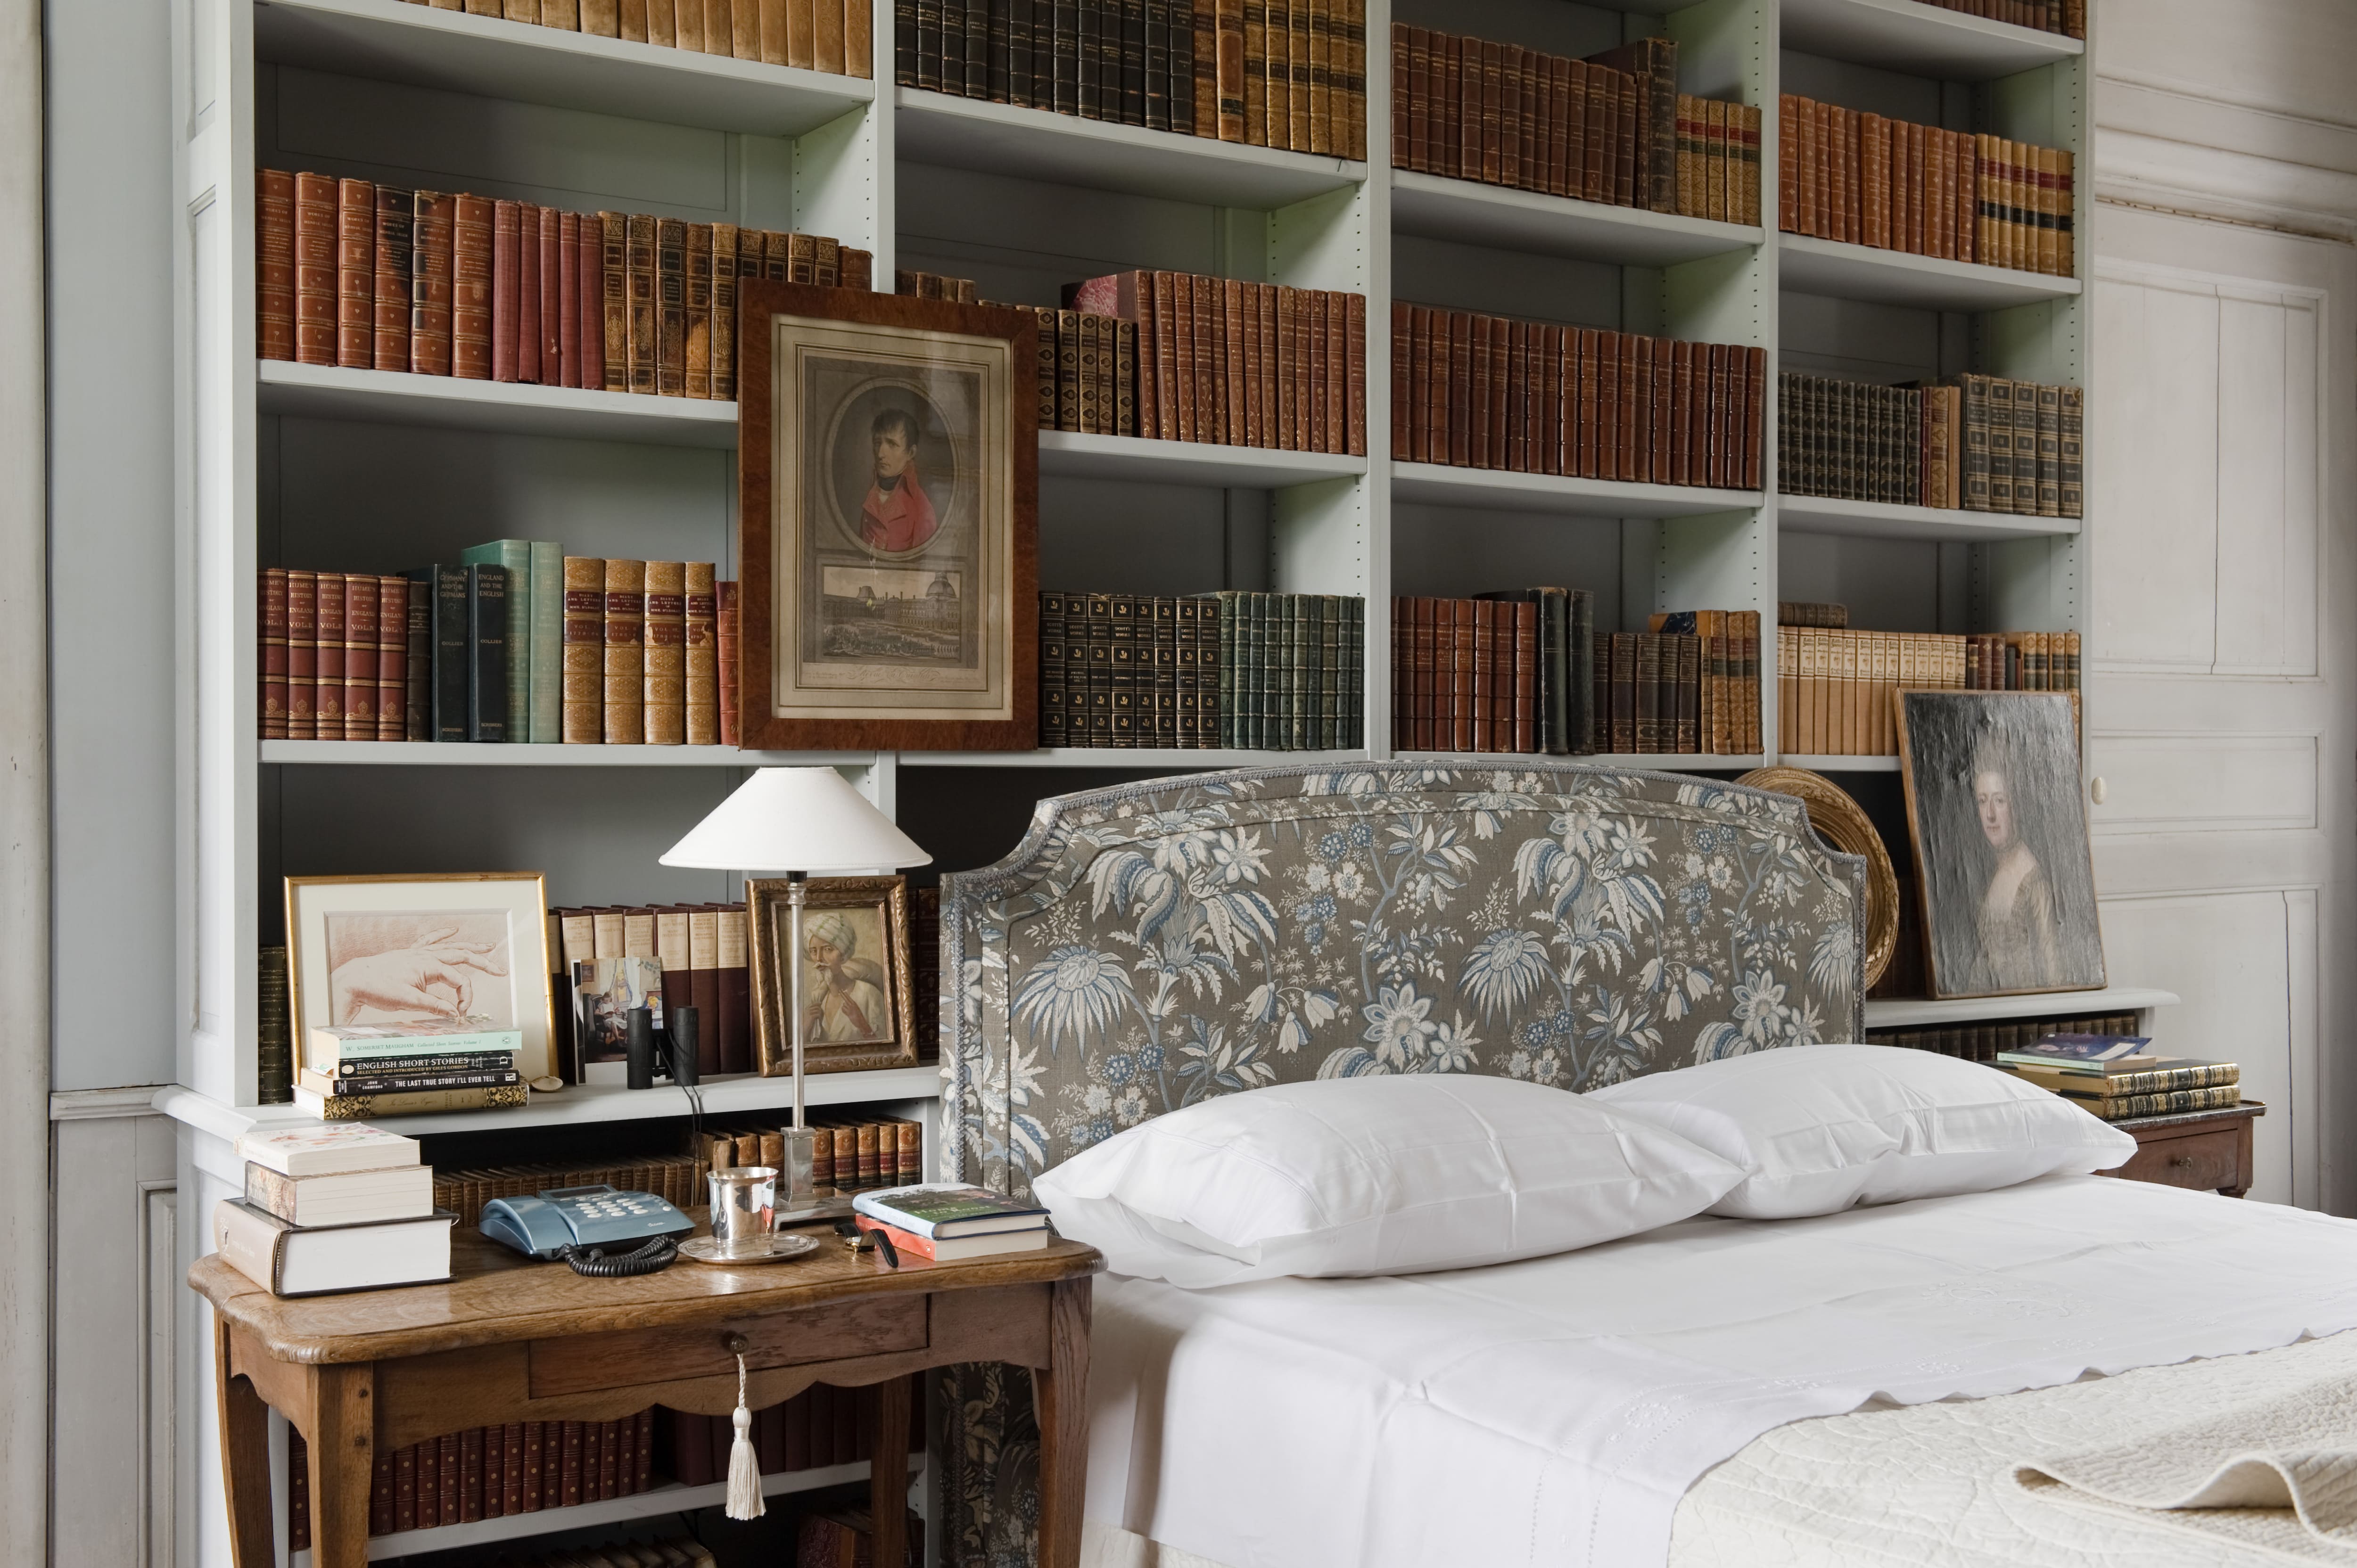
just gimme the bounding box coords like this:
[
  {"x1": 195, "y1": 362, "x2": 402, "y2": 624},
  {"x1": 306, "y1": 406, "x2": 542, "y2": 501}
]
[{"x1": 678, "y1": 1233, "x2": 820, "y2": 1267}]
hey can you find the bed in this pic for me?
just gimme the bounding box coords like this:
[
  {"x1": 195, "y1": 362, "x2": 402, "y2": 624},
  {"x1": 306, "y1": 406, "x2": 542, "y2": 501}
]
[{"x1": 936, "y1": 763, "x2": 2357, "y2": 1568}]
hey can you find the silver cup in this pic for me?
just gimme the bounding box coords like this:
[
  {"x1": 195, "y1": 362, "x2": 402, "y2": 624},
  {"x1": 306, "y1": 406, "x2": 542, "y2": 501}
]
[{"x1": 707, "y1": 1166, "x2": 778, "y2": 1257}]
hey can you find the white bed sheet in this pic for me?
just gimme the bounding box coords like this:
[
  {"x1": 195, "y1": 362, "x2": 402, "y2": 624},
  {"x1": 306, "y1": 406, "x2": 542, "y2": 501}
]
[{"x1": 1083, "y1": 1175, "x2": 2357, "y2": 1568}]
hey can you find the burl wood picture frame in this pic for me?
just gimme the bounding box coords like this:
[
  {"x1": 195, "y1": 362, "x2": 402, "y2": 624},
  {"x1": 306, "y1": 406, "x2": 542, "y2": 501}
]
[
  {"x1": 738, "y1": 280, "x2": 1038, "y2": 750},
  {"x1": 747, "y1": 875, "x2": 918, "y2": 1076}
]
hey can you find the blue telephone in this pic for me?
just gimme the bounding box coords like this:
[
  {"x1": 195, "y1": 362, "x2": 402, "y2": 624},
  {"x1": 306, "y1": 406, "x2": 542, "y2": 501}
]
[{"x1": 481, "y1": 1185, "x2": 695, "y2": 1261}]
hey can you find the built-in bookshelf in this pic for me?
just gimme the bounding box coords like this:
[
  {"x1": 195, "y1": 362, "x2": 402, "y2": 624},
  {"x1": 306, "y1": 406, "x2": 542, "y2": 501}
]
[{"x1": 172, "y1": 0, "x2": 2097, "y2": 1561}]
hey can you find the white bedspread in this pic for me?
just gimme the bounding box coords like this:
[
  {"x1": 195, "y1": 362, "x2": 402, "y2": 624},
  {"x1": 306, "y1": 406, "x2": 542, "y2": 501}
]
[{"x1": 1084, "y1": 1176, "x2": 2357, "y2": 1568}]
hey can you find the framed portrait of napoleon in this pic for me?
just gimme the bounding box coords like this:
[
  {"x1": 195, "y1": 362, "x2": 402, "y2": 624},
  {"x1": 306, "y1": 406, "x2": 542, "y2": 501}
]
[
  {"x1": 737, "y1": 281, "x2": 1038, "y2": 750},
  {"x1": 1894, "y1": 690, "x2": 2105, "y2": 999}
]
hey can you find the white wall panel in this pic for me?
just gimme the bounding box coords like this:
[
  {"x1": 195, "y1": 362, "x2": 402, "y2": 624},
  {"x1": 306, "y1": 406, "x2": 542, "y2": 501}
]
[
  {"x1": 2085, "y1": 733, "x2": 2317, "y2": 835},
  {"x1": 2099, "y1": 892, "x2": 2296, "y2": 1204}
]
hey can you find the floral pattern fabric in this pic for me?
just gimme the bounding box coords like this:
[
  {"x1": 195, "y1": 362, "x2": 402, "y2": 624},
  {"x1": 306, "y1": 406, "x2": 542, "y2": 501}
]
[{"x1": 931, "y1": 763, "x2": 1866, "y2": 1566}]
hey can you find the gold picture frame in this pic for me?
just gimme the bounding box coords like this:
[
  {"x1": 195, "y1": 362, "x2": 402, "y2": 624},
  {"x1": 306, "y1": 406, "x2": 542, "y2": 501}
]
[
  {"x1": 1736, "y1": 767, "x2": 1899, "y2": 989},
  {"x1": 283, "y1": 871, "x2": 555, "y2": 1085},
  {"x1": 747, "y1": 875, "x2": 918, "y2": 1076}
]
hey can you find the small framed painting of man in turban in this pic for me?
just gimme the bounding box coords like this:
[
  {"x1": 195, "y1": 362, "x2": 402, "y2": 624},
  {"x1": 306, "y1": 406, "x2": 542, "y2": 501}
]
[{"x1": 747, "y1": 875, "x2": 918, "y2": 1075}]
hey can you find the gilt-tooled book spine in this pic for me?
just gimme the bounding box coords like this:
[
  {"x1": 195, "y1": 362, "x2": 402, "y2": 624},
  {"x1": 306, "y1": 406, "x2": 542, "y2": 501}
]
[
  {"x1": 1172, "y1": 596, "x2": 1199, "y2": 746},
  {"x1": 561, "y1": 557, "x2": 605, "y2": 744},
  {"x1": 445, "y1": 194, "x2": 491, "y2": 380},
  {"x1": 490, "y1": 199, "x2": 525, "y2": 382},
  {"x1": 305, "y1": 1084, "x2": 527, "y2": 1119},
  {"x1": 256, "y1": 170, "x2": 297, "y2": 361},
  {"x1": 260, "y1": 569, "x2": 289, "y2": 739},
  {"x1": 1055, "y1": 310, "x2": 1081, "y2": 432},
  {"x1": 1110, "y1": 593, "x2": 1141, "y2": 746},
  {"x1": 1038, "y1": 591, "x2": 1068, "y2": 746},
  {"x1": 643, "y1": 560, "x2": 686, "y2": 744},
  {"x1": 912, "y1": 0, "x2": 938, "y2": 90},
  {"x1": 708, "y1": 222, "x2": 736, "y2": 401},
  {"x1": 623, "y1": 213, "x2": 658, "y2": 394},
  {"x1": 1214, "y1": 592, "x2": 1236, "y2": 746},
  {"x1": 343, "y1": 567, "x2": 378, "y2": 740},
  {"x1": 938, "y1": 0, "x2": 964, "y2": 97},
  {"x1": 1143, "y1": 0, "x2": 1169, "y2": 128},
  {"x1": 683, "y1": 222, "x2": 711, "y2": 399},
  {"x1": 602, "y1": 559, "x2": 646, "y2": 745},
  {"x1": 464, "y1": 565, "x2": 507, "y2": 743},
  {"x1": 655, "y1": 217, "x2": 687, "y2": 396},
  {"x1": 1082, "y1": 592, "x2": 1113, "y2": 745},
  {"x1": 335, "y1": 178, "x2": 375, "y2": 371},
  {"x1": 519, "y1": 205, "x2": 546, "y2": 384},
  {"x1": 894, "y1": 0, "x2": 916, "y2": 82},
  {"x1": 292, "y1": 172, "x2": 338, "y2": 367},
  {"x1": 1150, "y1": 595, "x2": 1178, "y2": 745},
  {"x1": 311, "y1": 573, "x2": 347, "y2": 735},
  {"x1": 369, "y1": 185, "x2": 412, "y2": 374},
  {"x1": 683, "y1": 562, "x2": 717, "y2": 746},
  {"x1": 716, "y1": 578, "x2": 741, "y2": 747}
]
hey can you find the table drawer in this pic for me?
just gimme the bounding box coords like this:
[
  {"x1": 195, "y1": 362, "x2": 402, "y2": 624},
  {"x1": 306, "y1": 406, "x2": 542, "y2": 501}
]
[
  {"x1": 530, "y1": 1294, "x2": 927, "y2": 1397},
  {"x1": 2116, "y1": 1126, "x2": 2243, "y2": 1193}
]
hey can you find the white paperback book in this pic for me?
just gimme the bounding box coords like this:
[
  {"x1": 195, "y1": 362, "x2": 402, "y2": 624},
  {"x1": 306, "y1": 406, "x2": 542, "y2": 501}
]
[
  {"x1": 235, "y1": 1121, "x2": 419, "y2": 1178},
  {"x1": 243, "y1": 1163, "x2": 436, "y2": 1228}
]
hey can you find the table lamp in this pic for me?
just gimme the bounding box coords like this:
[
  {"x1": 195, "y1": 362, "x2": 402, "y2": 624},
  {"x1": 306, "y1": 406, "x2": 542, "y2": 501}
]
[{"x1": 661, "y1": 767, "x2": 932, "y2": 1215}]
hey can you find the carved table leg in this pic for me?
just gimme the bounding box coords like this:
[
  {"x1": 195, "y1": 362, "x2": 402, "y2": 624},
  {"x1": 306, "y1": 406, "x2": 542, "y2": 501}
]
[
  {"x1": 213, "y1": 1314, "x2": 276, "y2": 1568},
  {"x1": 1035, "y1": 1278, "x2": 1092, "y2": 1568},
  {"x1": 305, "y1": 1363, "x2": 377, "y2": 1568},
  {"x1": 872, "y1": 1374, "x2": 912, "y2": 1567}
]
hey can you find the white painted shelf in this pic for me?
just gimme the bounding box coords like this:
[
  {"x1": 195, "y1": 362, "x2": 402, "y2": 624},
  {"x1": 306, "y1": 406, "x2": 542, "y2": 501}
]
[
  {"x1": 1779, "y1": 234, "x2": 2083, "y2": 311},
  {"x1": 157, "y1": 1066, "x2": 942, "y2": 1142},
  {"x1": 1781, "y1": 0, "x2": 2083, "y2": 80},
  {"x1": 252, "y1": 0, "x2": 874, "y2": 136},
  {"x1": 1777, "y1": 494, "x2": 2082, "y2": 542},
  {"x1": 1865, "y1": 987, "x2": 2181, "y2": 1030},
  {"x1": 287, "y1": 1458, "x2": 889, "y2": 1563},
  {"x1": 1038, "y1": 429, "x2": 1366, "y2": 488},
  {"x1": 1781, "y1": 754, "x2": 1900, "y2": 773},
  {"x1": 1390, "y1": 171, "x2": 1763, "y2": 266},
  {"x1": 260, "y1": 740, "x2": 868, "y2": 767},
  {"x1": 900, "y1": 748, "x2": 1366, "y2": 769},
  {"x1": 895, "y1": 88, "x2": 1366, "y2": 208},
  {"x1": 1393, "y1": 462, "x2": 1764, "y2": 520},
  {"x1": 1398, "y1": 753, "x2": 1766, "y2": 772},
  {"x1": 257, "y1": 360, "x2": 739, "y2": 447}
]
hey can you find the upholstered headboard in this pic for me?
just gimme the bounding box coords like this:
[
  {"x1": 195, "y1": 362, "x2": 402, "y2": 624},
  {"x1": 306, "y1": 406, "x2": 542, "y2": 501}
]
[{"x1": 939, "y1": 762, "x2": 1867, "y2": 1201}]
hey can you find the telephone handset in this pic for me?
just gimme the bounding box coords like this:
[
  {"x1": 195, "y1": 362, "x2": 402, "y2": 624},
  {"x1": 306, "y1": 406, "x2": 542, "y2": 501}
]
[{"x1": 481, "y1": 1185, "x2": 694, "y2": 1274}]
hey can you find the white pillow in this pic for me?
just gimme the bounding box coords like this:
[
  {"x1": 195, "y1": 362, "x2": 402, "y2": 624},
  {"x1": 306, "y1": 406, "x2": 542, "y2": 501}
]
[
  {"x1": 1587, "y1": 1042, "x2": 2138, "y2": 1219},
  {"x1": 1030, "y1": 1074, "x2": 1745, "y2": 1287}
]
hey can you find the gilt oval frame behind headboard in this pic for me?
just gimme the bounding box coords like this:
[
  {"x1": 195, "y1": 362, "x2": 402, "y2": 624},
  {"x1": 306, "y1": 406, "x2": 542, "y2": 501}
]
[{"x1": 938, "y1": 761, "x2": 1867, "y2": 1199}]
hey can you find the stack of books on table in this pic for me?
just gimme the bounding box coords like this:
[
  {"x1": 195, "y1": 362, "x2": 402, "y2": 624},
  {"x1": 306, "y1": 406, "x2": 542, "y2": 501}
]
[
  {"x1": 1996, "y1": 1034, "x2": 2242, "y2": 1122},
  {"x1": 299, "y1": 1019, "x2": 527, "y2": 1120},
  {"x1": 215, "y1": 1124, "x2": 454, "y2": 1297},
  {"x1": 851, "y1": 1184, "x2": 1053, "y2": 1262}
]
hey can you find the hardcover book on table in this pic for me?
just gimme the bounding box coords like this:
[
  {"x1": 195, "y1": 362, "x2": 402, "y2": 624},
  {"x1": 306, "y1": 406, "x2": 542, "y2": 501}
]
[
  {"x1": 213, "y1": 1197, "x2": 454, "y2": 1297},
  {"x1": 235, "y1": 1121, "x2": 419, "y2": 1178},
  {"x1": 850, "y1": 1183, "x2": 1050, "y2": 1239}
]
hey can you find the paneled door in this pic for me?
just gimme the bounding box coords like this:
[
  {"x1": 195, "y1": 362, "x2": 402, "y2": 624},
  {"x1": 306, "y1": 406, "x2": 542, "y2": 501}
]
[{"x1": 2087, "y1": 205, "x2": 2357, "y2": 1208}]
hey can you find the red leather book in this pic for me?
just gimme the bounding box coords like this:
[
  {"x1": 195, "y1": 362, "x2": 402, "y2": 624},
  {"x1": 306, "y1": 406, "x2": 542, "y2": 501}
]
[
  {"x1": 1572, "y1": 327, "x2": 1597, "y2": 478},
  {"x1": 284, "y1": 569, "x2": 315, "y2": 740},
  {"x1": 372, "y1": 184, "x2": 412, "y2": 373},
  {"x1": 1481, "y1": 314, "x2": 1505, "y2": 468},
  {"x1": 557, "y1": 210, "x2": 582, "y2": 389},
  {"x1": 1167, "y1": 274, "x2": 1196, "y2": 443},
  {"x1": 392, "y1": 1445, "x2": 417, "y2": 1533},
  {"x1": 1489, "y1": 596, "x2": 1514, "y2": 748},
  {"x1": 1593, "y1": 331, "x2": 1619, "y2": 480},
  {"x1": 1627, "y1": 333, "x2": 1652, "y2": 483},
  {"x1": 481, "y1": 1420, "x2": 504, "y2": 1518},
  {"x1": 1668, "y1": 338, "x2": 1692, "y2": 485},
  {"x1": 1239, "y1": 288, "x2": 1263, "y2": 447},
  {"x1": 542, "y1": 1419, "x2": 563, "y2": 1511},
  {"x1": 1651, "y1": 334, "x2": 1673, "y2": 482},
  {"x1": 1194, "y1": 271, "x2": 1218, "y2": 445},
  {"x1": 408, "y1": 190, "x2": 454, "y2": 376},
  {"x1": 491, "y1": 200, "x2": 522, "y2": 383},
  {"x1": 521, "y1": 1420, "x2": 544, "y2": 1511},
  {"x1": 1743, "y1": 345, "x2": 1766, "y2": 490},
  {"x1": 336, "y1": 177, "x2": 376, "y2": 369},
  {"x1": 292, "y1": 172, "x2": 338, "y2": 367},
  {"x1": 452, "y1": 194, "x2": 494, "y2": 380},
  {"x1": 717, "y1": 902, "x2": 752, "y2": 1073},
  {"x1": 1501, "y1": 320, "x2": 1525, "y2": 473},
  {"x1": 260, "y1": 568, "x2": 288, "y2": 739},
  {"x1": 342, "y1": 569, "x2": 377, "y2": 740},
  {"x1": 506, "y1": 1420, "x2": 527, "y2": 1514},
  {"x1": 313, "y1": 573, "x2": 346, "y2": 736},
  {"x1": 1509, "y1": 600, "x2": 1536, "y2": 752},
  {"x1": 668, "y1": 1406, "x2": 715, "y2": 1486},
  {"x1": 538, "y1": 207, "x2": 562, "y2": 383},
  {"x1": 1397, "y1": 304, "x2": 1424, "y2": 463},
  {"x1": 635, "y1": 1408, "x2": 653, "y2": 1493},
  {"x1": 1447, "y1": 599, "x2": 1474, "y2": 752},
  {"x1": 1414, "y1": 597, "x2": 1438, "y2": 750},
  {"x1": 255, "y1": 170, "x2": 296, "y2": 361},
  {"x1": 1466, "y1": 312, "x2": 1491, "y2": 468},
  {"x1": 437, "y1": 1432, "x2": 460, "y2": 1527},
  {"x1": 716, "y1": 578, "x2": 741, "y2": 746},
  {"x1": 1617, "y1": 328, "x2": 1639, "y2": 481},
  {"x1": 518, "y1": 205, "x2": 544, "y2": 384},
  {"x1": 1423, "y1": 308, "x2": 1446, "y2": 465},
  {"x1": 375, "y1": 575, "x2": 408, "y2": 740},
  {"x1": 1389, "y1": 597, "x2": 1406, "y2": 748},
  {"x1": 458, "y1": 1425, "x2": 483, "y2": 1522},
  {"x1": 1149, "y1": 271, "x2": 1180, "y2": 440}
]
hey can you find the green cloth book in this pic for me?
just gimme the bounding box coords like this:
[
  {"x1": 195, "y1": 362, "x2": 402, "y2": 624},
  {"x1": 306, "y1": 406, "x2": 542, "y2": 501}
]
[
  {"x1": 461, "y1": 540, "x2": 532, "y2": 742},
  {"x1": 529, "y1": 541, "x2": 562, "y2": 742},
  {"x1": 850, "y1": 1183, "x2": 1050, "y2": 1239}
]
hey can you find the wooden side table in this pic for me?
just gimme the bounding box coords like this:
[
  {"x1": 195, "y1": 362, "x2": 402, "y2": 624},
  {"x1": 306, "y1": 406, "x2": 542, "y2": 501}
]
[
  {"x1": 2099, "y1": 1101, "x2": 2266, "y2": 1198},
  {"x1": 190, "y1": 1214, "x2": 1102, "y2": 1568}
]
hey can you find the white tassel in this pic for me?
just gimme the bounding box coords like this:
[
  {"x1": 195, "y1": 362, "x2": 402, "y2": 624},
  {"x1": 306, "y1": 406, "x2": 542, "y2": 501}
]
[{"x1": 725, "y1": 1349, "x2": 765, "y2": 1520}]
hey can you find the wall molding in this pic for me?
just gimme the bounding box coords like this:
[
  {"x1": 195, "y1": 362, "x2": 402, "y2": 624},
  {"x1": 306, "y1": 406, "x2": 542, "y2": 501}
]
[
  {"x1": 49, "y1": 1085, "x2": 170, "y2": 1122},
  {"x1": 2095, "y1": 124, "x2": 2357, "y2": 243}
]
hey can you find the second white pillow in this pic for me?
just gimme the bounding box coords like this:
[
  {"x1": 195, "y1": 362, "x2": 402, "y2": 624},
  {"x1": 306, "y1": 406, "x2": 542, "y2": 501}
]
[{"x1": 1030, "y1": 1073, "x2": 1745, "y2": 1287}]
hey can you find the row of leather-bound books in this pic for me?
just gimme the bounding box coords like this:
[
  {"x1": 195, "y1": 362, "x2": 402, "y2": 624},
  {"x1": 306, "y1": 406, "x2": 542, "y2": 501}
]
[
  {"x1": 1390, "y1": 601, "x2": 1763, "y2": 759},
  {"x1": 1391, "y1": 305, "x2": 1766, "y2": 492},
  {"x1": 1774, "y1": 627, "x2": 2081, "y2": 758},
  {"x1": 1869, "y1": 1012, "x2": 2142, "y2": 1065},
  {"x1": 254, "y1": 167, "x2": 867, "y2": 396},
  {"x1": 1779, "y1": 372, "x2": 2084, "y2": 519},
  {"x1": 1388, "y1": 29, "x2": 1761, "y2": 227},
  {"x1": 1038, "y1": 591, "x2": 1364, "y2": 750},
  {"x1": 897, "y1": 0, "x2": 1369, "y2": 159},
  {"x1": 1777, "y1": 96, "x2": 2075, "y2": 279},
  {"x1": 393, "y1": 0, "x2": 874, "y2": 75},
  {"x1": 1912, "y1": 0, "x2": 2083, "y2": 37}
]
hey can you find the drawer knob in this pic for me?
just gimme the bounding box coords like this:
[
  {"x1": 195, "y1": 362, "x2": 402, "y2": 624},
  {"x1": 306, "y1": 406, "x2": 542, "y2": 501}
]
[
  {"x1": 2090, "y1": 776, "x2": 2109, "y2": 805},
  {"x1": 2172, "y1": 1156, "x2": 2196, "y2": 1169}
]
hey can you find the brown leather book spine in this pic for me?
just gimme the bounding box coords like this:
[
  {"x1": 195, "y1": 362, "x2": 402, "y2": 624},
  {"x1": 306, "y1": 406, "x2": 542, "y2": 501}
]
[
  {"x1": 343, "y1": 571, "x2": 377, "y2": 740},
  {"x1": 260, "y1": 568, "x2": 288, "y2": 739},
  {"x1": 1668, "y1": 337, "x2": 1692, "y2": 485},
  {"x1": 1607, "y1": 631, "x2": 1635, "y2": 752},
  {"x1": 256, "y1": 169, "x2": 297, "y2": 361},
  {"x1": 491, "y1": 199, "x2": 522, "y2": 382},
  {"x1": 1168, "y1": 277, "x2": 1195, "y2": 443},
  {"x1": 1466, "y1": 312, "x2": 1492, "y2": 468},
  {"x1": 1418, "y1": 306, "x2": 1442, "y2": 465},
  {"x1": 1592, "y1": 330, "x2": 1618, "y2": 480},
  {"x1": 556, "y1": 210, "x2": 582, "y2": 388},
  {"x1": 684, "y1": 561, "x2": 718, "y2": 745},
  {"x1": 1629, "y1": 333, "x2": 1653, "y2": 483},
  {"x1": 1632, "y1": 631, "x2": 1661, "y2": 753},
  {"x1": 594, "y1": 211, "x2": 622, "y2": 391},
  {"x1": 313, "y1": 573, "x2": 346, "y2": 736},
  {"x1": 1467, "y1": 599, "x2": 1495, "y2": 752},
  {"x1": 376, "y1": 576, "x2": 406, "y2": 741},
  {"x1": 603, "y1": 559, "x2": 647, "y2": 744},
  {"x1": 404, "y1": 576, "x2": 431, "y2": 741},
  {"x1": 655, "y1": 217, "x2": 687, "y2": 396},
  {"x1": 1510, "y1": 600, "x2": 1537, "y2": 752},
  {"x1": 1194, "y1": 271, "x2": 1219, "y2": 444},
  {"x1": 1541, "y1": 323, "x2": 1564, "y2": 473},
  {"x1": 562, "y1": 556, "x2": 605, "y2": 743},
  {"x1": 451, "y1": 194, "x2": 494, "y2": 379},
  {"x1": 716, "y1": 578, "x2": 742, "y2": 747},
  {"x1": 1344, "y1": 291, "x2": 1367, "y2": 457},
  {"x1": 292, "y1": 172, "x2": 338, "y2": 367},
  {"x1": 1480, "y1": 313, "x2": 1504, "y2": 468},
  {"x1": 335, "y1": 178, "x2": 375, "y2": 370},
  {"x1": 684, "y1": 222, "x2": 712, "y2": 399},
  {"x1": 537, "y1": 205, "x2": 563, "y2": 381},
  {"x1": 1443, "y1": 599, "x2": 1470, "y2": 752},
  {"x1": 643, "y1": 560, "x2": 686, "y2": 744},
  {"x1": 1743, "y1": 345, "x2": 1766, "y2": 490},
  {"x1": 519, "y1": 205, "x2": 544, "y2": 383},
  {"x1": 372, "y1": 185, "x2": 412, "y2": 373},
  {"x1": 1389, "y1": 300, "x2": 1411, "y2": 457},
  {"x1": 625, "y1": 213, "x2": 658, "y2": 394},
  {"x1": 709, "y1": 222, "x2": 738, "y2": 402},
  {"x1": 406, "y1": 192, "x2": 454, "y2": 375}
]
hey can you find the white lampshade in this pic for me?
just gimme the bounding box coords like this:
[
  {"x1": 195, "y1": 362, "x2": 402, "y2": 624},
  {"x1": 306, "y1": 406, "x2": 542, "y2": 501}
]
[{"x1": 660, "y1": 767, "x2": 932, "y2": 873}]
